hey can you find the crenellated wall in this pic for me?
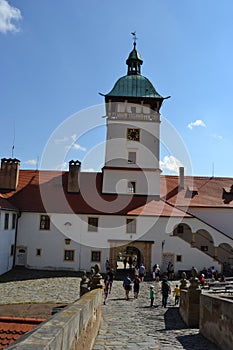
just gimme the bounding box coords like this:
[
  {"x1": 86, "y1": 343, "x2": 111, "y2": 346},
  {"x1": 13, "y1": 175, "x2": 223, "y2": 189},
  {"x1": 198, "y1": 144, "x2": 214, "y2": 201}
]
[{"x1": 7, "y1": 288, "x2": 102, "y2": 350}]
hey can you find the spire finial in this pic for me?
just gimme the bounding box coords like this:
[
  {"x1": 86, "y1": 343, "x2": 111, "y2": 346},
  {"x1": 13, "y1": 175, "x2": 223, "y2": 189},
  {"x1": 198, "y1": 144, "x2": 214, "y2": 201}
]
[{"x1": 131, "y1": 31, "x2": 137, "y2": 47}]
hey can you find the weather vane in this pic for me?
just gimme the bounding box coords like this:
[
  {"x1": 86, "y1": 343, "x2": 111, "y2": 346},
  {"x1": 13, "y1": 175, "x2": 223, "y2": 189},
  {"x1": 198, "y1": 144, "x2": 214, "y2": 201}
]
[{"x1": 131, "y1": 31, "x2": 138, "y2": 46}]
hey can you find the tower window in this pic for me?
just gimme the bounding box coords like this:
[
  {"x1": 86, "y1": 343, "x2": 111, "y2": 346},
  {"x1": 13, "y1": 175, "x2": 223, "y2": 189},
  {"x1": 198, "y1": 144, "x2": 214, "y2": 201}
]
[
  {"x1": 88, "y1": 217, "x2": 99, "y2": 232},
  {"x1": 126, "y1": 218, "x2": 136, "y2": 233},
  {"x1": 128, "y1": 152, "x2": 136, "y2": 164},
  {"x1": 131, "y1": 106, "x2": 136, "y2": 113},
  {"x1": 128, "y1": 181, "x2": 136, "y2": 193}
]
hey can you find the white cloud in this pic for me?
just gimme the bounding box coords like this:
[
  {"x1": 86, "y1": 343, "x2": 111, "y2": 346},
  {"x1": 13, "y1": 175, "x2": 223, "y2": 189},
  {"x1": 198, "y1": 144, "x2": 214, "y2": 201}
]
[
  {"x1": 71, "y1": 143, "x2": 87, "y2": 152},
  {"x1": 160, "y1": 155, "x2": 184, "y2": 174},
  {"x1": 56, "y1": 162, "x2": 68, "y2": 170},
  {"x1": 0, "y1": 0, "x2": 22, "y2": 34},
  {"x1": 71, "y1": 134, "x2": 77, "y2": 142},
  {"x1": 54, "y1": 137, "x2": 69, "y2": 144},
  {"x1": 212, "y1": 133, "x2": 223, "y2": 140},
  {"x1": 188, "y1": 119, "x2": 206, "y2": 130},
  {"x1": 24, "y1": 159, "x2": 37, "y2": 166},
  {"x1": 54, "y1": 135, "x2": 86, "y2": 152},
  {"x1": 82, "y1": 168, "x2": 95, "y2": 172}
]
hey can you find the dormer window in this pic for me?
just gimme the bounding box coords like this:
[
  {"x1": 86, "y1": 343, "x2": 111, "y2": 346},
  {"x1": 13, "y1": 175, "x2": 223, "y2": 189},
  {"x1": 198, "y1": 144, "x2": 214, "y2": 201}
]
[{"x1": 187, "y1": 186, "x2": 198, "y2": 198}]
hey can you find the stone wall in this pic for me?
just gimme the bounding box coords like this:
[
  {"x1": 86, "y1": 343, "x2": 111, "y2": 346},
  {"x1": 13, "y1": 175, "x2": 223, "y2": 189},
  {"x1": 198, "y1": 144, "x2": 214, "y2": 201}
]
[
  {"x1": 7, "y1": 288, "x2": 102, "y2": 350},
  {"x1": 179, "y1": 288, "x2": 201, "y2": 327},
  {"x1": 199, "y1": 293, "x2": 233, "y2": 350}
]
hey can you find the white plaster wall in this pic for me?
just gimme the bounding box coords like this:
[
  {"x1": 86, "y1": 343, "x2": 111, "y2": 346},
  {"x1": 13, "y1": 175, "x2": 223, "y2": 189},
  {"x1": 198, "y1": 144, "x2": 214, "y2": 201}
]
[
  {"x1": 189, "y1": 207, "x2": 233, "y2": 240},
  {"x1": 16, "y1": 212, "x2": 222, "y2": 274},
  {"x1": 105, "y1": 120, "x2": 160, "y2": 169},
  {"x1": 102, "y1": 169, "x2": 160, "y2": 195},
  {"x1": 0, "y1": 211, "x2": 16, "y2": 275}
]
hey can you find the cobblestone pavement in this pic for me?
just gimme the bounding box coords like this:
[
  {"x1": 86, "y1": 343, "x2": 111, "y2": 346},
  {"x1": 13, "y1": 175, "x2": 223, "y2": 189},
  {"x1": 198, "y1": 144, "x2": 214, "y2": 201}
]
[
  {"x1": 93, "y1": 279, "x2": 220, "y2": 350},
  {"x1": 0, "y1": 268, "x2": 81, "y2": 318}
]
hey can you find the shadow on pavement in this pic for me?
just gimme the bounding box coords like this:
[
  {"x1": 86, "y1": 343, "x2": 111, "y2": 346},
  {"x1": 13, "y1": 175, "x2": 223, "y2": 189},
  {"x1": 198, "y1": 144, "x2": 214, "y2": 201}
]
[
  {"x1": 164, "y1": 306, "x2": 188, "y2": 330},
  {"x1": 177, "y1": 333, "x2": 220, "y2": 350}
]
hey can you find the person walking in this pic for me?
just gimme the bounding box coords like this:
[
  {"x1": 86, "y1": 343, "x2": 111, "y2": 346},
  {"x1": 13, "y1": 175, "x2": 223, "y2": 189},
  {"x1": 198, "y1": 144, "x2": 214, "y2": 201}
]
[
  {"x1": 139, "y1": 263, "x2": 146, "y2": 282},
  {"x1": 161, "y1": 276, "x2": 171, "y2": 307},
  {"x1": 150, "y1": 285, "x2": 155, "y2": 307},
  {"x1": 173, "y1": 284, "x2": 180, "y2": 305},
  {"x1": 123, "y1": 274, "x2": 132, "y2": 300},
  {"x1": 106, "y1": 267, "x2": 115, "y2": 294},
  {"x1": 103, "y1": 274, "x2": 110, "y2": 305},
  {"x1": 132, "y1": 274, "x2": 141, "y2": 299}
]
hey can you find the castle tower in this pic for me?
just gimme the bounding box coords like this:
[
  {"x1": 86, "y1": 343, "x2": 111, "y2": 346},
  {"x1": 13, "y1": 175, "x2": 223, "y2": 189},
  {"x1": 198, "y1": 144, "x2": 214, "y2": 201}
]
[{"x1": 102, "y1": 41, "x2": 169, "y2": 197}]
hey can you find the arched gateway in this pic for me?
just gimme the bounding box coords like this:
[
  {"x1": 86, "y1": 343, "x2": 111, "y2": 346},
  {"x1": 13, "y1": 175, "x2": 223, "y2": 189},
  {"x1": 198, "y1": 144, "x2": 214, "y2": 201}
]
[{"x1": 109, "y1": 240, "x2": 154, "y2": 273}]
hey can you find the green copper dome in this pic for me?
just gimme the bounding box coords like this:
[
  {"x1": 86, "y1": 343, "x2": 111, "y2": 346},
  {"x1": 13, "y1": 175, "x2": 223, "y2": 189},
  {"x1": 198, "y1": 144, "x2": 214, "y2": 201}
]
[
  {"x1": 106, "y1": 74, "x2": 163, "y2": 98},
  {"x1": 105, "y1": 42, "x2": 164, "y2": 99}
]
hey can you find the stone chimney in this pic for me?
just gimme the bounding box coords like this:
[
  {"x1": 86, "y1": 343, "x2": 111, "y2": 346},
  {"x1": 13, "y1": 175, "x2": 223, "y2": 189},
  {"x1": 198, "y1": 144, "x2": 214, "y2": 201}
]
[
  {"x1": 0, "y1": 158, "x2": 20, "y2": 191},
  {"x1": 67, "y1": 160, "x2": 81, "y2": 193},
  {"x1": 179, "y1": 166, "x2": 184, "y2": 190}
]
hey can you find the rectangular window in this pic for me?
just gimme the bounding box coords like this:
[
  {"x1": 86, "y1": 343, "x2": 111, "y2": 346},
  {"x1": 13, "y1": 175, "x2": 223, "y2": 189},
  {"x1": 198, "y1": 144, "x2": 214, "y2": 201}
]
[
  {"x1": 4, "y1": 213, "x2": 9, "y2": 230},
  {"x1": 91, "y1": 250, "x2": 101, "y2": 262},
  {"x1": 126, "y1": 218, "x2": 136, "y2": 233},
  {"x1": 88, "y1": 217, "x2": 99, "y2": 232},
  {"x1": 128, "y1": 151, "x2": 136, "y2": 164},
  {"x1": 40, "y1": 215, "x2": 50, "y2": 230},
  {"x1": 64, "y1": 250, "x2": 74, "y2": 261},
  {"x1": 128, "y1": 181, "x2": 136, "y2": 193},
  {"x1": 131, "y1": 106, "x2": 136, "y2": 114},
  {"x1": 36, "y1": 249, "x2": 41, "y2": 256},
  {"x1": 10, "y1": 245, "x2": 14, "y2": 256},
  {"x1": 176, "y1": 255, "x2": 182, "y2": 262},
  {"x1": 12, "y1": 213, "x2": 16, "y2": 229}
]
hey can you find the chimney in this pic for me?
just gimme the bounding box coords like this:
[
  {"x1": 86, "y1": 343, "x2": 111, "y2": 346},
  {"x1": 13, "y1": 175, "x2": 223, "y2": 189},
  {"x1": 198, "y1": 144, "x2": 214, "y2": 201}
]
[
  {"x1": 0, "y1": 158, "x2": 20, "y2": 191},
  {"x1": 179, "y1": 166, "x2": 184, "y2": 190},
  {"x1": 68, "y1": 160, "x2": 81, "y2": 193}
]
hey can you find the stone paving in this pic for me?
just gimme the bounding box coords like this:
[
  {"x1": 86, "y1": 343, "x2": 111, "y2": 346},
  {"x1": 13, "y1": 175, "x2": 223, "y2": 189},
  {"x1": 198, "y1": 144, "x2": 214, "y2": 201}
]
[
  {"x1": 0, "y1": 269, "x2": 220, "y2": 349},
  {"x1": 93, "y1": 279, "x2": 220, "y2": 350}
]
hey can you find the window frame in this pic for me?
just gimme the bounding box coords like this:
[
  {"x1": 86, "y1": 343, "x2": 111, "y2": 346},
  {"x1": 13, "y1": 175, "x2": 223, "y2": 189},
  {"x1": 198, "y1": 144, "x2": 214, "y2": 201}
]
[
  {"x1": 128, "y1": 151, "x2": 136, "y2": 164},
  {"x1": 88, "y1": 217, "x2": 99, "y2": 232},
  {"x1": 12, "y1": 213, "x2": 16, "y2": 229},
  {"x1": 36, "y1": 248, "x2": 42, "y2": 256},
  {"x1": 39, "y1": 215, "x2": 50, "y2": 230},
  {"x1": 64, "y1": 250, "x2": 75, "y2": 261},
  {"x1": 91, "y1": 250, "x2": 101, "y2": 262},
  {"x1": 126, "y1": 218, "x2": 136, "y2": 234},
  {"x1": 127, "y1": 181, "x2": 136, "y2": 193},
  {"x1": 4, "y1": 213, "x2": 9, "y2": 230}
]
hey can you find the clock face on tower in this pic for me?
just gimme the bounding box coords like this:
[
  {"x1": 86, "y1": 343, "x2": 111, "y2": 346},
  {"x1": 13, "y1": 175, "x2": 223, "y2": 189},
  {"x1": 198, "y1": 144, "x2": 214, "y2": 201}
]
[{"x1": 127, "y1": 128, "x2": 140, "y2": 141}]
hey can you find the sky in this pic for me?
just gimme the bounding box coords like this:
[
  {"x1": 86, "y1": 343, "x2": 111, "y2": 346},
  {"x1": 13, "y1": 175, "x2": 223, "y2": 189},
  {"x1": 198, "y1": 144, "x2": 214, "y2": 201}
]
[{"x1": 1, "y1": 0, "x2": 233, "y2": 177}]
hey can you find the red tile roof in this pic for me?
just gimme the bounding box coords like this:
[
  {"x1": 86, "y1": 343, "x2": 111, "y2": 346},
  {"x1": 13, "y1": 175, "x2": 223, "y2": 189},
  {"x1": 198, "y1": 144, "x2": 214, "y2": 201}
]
[
  {"x1": 1, "y1": 170, "x2": 233, "y2": 216},
  {"x1": 0, "y1": 316, "x2": 45, "y2": 349}
]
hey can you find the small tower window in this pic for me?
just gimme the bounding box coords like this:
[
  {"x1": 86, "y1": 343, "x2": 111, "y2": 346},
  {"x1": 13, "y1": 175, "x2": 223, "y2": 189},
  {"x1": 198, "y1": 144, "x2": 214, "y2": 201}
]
[
  {"x1": 128, "y1": 181, "x2": 136, "y2": 193},
  {"x1": 131, "y1": 106, "x2": 136, "y2": 114},
  {"x1": 128, "y1": 152, "x2": 136, "y2": 164}
]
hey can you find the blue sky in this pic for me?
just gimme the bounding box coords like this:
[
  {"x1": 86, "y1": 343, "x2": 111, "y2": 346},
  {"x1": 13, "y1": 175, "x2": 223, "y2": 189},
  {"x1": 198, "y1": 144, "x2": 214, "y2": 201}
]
[{"x1": 0, "y1": 0, "x2": 233, "y2": 177}]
